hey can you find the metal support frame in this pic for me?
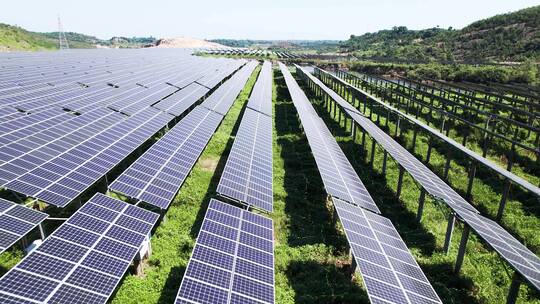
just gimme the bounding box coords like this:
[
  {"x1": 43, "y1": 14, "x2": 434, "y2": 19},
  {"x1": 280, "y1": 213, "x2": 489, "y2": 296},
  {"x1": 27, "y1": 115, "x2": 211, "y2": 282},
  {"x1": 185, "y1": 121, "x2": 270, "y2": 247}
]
[
  {"x1": 416, "y1": 189, "x2": 426, "y2": 222},
  {"x1": 396, "y1": 166, "x2": 405, "y2": 198},
  {"x1": 496, "y1": 179, "x2": 511, "y2": 221},
  {"x1": 382, "y1": 151, "x2": 388, "y2": 175},
  {"x1": 454, "y1": 224, "x2": 470, "y2": 273},
  {"x1": 466, "y1": 162, "x2": 477, "y2": 200},
  {"x1": 506, "y1": 272, "x2": 522, "y2": 304},
  {"x1": 443, "y1": 213, "x2": 456, "y2": 254}
]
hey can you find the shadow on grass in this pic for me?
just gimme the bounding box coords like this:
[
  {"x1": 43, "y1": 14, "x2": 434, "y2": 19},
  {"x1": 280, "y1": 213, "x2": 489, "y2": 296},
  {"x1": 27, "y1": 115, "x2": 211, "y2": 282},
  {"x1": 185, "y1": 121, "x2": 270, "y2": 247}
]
[
  {"x1": 156, "y1": 265, "x2": 186, "y2": 304},
  {"x1": 287, "y1": 260, "x2": 369, "y2": 304},
  {"x1": 274, "y1": 71, "x2": 347, "y2": 251}
]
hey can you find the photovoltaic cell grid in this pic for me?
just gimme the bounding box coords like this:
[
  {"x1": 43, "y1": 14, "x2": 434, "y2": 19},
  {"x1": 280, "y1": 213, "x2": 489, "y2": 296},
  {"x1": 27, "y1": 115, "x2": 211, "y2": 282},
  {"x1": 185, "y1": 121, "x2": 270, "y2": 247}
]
[
  {"x1": 0, "y1": 198, "x2": 47, "y2": 253},
  {"x1": 278, "y1": 62, "x2": 380, "y2": 214},
  {"x1": 246, "y1": 61, "x2": 272, "y2": 117},
  {"x1": 315, "y1": 68, "x2": 540, "y2": 295},
  {"x1": 109, "y1": 106, "x2": 223, "y2": 209},
  {"x1": 321, "y1": 68, "x2": 540, "y2": 199},
  {"x1": 201, "y1": 61, "x2": 258, "y2": 115},
  {"x1": 333, "y1": 198, "x2": 442, "y2": 304},
  {"x1": 345, "y1": 109, "x2": 478, "y2": 213},
  {"x1": 0, "y1": 193, "x2": 159, "y2": 304},
  {"x1": 453, "y1": 206, "x2": 540, "y2": 291},
  {"x1": 4, "y1": 107, "x2": 173, "y2": 207},
  {"x1": 298, "y1": 65, "x2": 478, "y2": 214},
  {"x1": 153, "y1": 83, "x2": 209, "y2": 116},
  {"x1": 217, "y1": 108, "x2": 273, "y2": 212},
  {"x1": 176, "y1": 198, "x2": 274, "y2": 304}
]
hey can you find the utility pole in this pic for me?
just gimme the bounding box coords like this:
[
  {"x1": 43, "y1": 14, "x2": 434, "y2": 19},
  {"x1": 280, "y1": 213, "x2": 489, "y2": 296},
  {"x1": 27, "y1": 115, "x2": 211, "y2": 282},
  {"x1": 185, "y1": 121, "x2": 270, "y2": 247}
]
[{"x1": 57, "y1": 16, "x2": 70, "y2": 50}]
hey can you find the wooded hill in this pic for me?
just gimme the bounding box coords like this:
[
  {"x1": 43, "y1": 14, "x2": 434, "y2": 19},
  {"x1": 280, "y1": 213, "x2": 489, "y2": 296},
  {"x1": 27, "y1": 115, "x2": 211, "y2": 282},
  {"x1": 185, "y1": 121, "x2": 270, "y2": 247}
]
[{"x1": 341, "y1": 5, "x2": 540, "y2": 63}]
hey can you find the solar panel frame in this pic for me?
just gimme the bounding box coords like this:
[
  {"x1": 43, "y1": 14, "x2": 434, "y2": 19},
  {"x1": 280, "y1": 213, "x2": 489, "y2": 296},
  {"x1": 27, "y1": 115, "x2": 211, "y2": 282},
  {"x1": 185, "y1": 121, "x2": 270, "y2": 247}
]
[{"x1": 176, "y1": 198, "x2": 275, "y2": 304}]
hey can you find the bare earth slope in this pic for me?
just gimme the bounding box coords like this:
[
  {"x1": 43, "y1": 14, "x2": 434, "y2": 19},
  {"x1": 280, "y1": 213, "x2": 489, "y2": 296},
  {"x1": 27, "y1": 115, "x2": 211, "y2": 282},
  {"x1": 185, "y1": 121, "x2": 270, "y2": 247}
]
[{"x1": 155, "y1": 37, "x2": 228, "y2": 48}]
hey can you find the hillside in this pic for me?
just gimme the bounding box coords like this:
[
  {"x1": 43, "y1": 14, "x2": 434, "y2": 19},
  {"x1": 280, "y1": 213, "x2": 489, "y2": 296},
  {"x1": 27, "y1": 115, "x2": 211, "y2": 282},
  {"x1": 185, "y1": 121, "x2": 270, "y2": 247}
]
[
  {"x1": 341, "y1": 5, "x2": 540, "y2": 63},
  {"x1": 0, "y1": 23, "x2": 56, "y2": 51},
  {"x1": 0, "y1": 23, "x2": 156, "y2": 51}
]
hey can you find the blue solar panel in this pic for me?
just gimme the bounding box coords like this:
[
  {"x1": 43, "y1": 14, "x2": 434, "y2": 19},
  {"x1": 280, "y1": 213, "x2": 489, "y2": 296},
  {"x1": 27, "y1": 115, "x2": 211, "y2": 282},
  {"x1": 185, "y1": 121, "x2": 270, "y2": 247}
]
[
  {"x1": 217, "y1": 108, "x2": 273, "y2": 212},
  {"x1": 0, "y1": 193, "x2": 158, "y2": 304},
  {"x1": 109, "y1": 106, "x2": 223, "y2": 209},
  {"x1": 201, "y1": 61, "x2": 258, "y2": 115},
  {"x1": 279, "y1": 62, "x2": 380, "y2": 214},
  {"x1": 176, "y1": 198, "x2": 275, "y2": 304},
  {"x1": 0, "y1": 198, "x2": 47, "y2": 253},
  {"x1": 333, "y1": 198, "x2": 442, "y2": 304}
]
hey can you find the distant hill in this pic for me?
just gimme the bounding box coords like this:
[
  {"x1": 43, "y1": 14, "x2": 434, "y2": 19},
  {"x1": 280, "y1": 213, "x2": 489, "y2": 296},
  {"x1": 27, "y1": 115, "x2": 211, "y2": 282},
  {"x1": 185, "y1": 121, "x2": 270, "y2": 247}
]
[
  {"x1": 155, "y1": 37, "x2": 227, "y2": 49},
  {"x1": 341, "y1": 5, "x2": 540, "y2": 63},
  {"x1": 0, "y1": 23, "x2": 156, "y2": 51}
]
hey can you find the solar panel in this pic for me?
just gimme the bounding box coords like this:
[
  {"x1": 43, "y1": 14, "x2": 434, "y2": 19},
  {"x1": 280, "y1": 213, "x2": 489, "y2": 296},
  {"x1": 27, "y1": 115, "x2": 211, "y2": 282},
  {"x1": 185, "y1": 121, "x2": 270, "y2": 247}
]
[
  {"x1": 453, "y1": 206, "x2": 540, "y2": 291},
  {"x1": 176, "y1": 198, "x2": 274, "y2": 304},
  {"x1": 0, "y1": 198, "x2": 48, "y2": 253},
  {"x1": 217, "y1": 108, "x2": 273, "y2": 212},
  {"x1": 109, "y1": 106, "x2": 223, "y2": 209},
  {"x1": 246, "y1": 61, "x2": 272, "y2": 117},
  {"x1": 346, "y1": 109, "x2": 478, "y2": 213},
  {"x1": 318, "y1": 68, "x2": 540, "y2": 199},
  {"x1": 153, "y1": 82, "x2": 209, "y2": 116},
  {"x1": 4, "y1": 107, "x2": 173, "y2": 207},
  {"x1": 333, "y1": 198, "x2": 442, "y2": 304},
  {"x1": 296, "y1": 65, "x2": 479, "y2": 214},
  {"x1": 279, "y1": 62, "x2": 380, "y2": 214},
  {"x1": 0, "y1": 193, "x2": 158, "y2": 304},
  {"x1": 201, "y1": 61, "x2": 258, "y2": 115}
]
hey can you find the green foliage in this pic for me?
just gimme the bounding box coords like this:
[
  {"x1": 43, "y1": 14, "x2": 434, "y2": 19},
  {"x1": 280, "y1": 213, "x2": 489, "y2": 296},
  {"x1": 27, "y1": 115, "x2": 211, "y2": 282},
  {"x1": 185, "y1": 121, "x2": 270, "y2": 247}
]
[
  {"x1": 342, "y1": 5, "x2": 540, "y2": 63},
  {"x1": 0, "y1": 23, "x2": 56, "y2": 51},
  {"x1": 346, "y1": 61, "x2": 539, "y2": 85}
]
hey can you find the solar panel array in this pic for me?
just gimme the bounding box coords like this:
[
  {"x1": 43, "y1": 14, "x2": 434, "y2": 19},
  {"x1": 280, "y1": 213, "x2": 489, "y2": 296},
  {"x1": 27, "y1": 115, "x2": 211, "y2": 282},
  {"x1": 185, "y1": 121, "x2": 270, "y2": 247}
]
[
  {"x1": 0, "y1": 198, "x2": 48, "y2": 253},
  {"x1": 110, "y1": 61, "x2": 259, "y2": 209},
  {"x1": 109, "y1": 107, "x2": 223, "y2": 209},
  {"x1": 297, "y1": 65, "x2": 481, "y2": 214},
  {"x1": 176, "y1": 198, "x2": 274, "y2": 304},
  {"x1": 201, "y1": 61, "x2": 259, "y2": 115},
  {"x1": 246, "y1": 61, "x2": 273, "y2": 117},
  {"x1": 217, "y1": 108, "x2": 273, "y2": 212},
  {"x1": 317, "y1": 67, "x2": 540, "y2": 199},
  {"x1": 333, "y1": 198, "x2": 442, "y2": 304},
  {"x1": 279, "y1": 62, "x2": 380, "y2": 214},
  {"x1": 153, "y1": 82, "x2": 209, "y2": 116},
  {"x1": 279, "y1": 62, "x2": 444, "y2": 303},
  {"x1": 0, "y1": 193, "x2": 159, "y2": 304},
  {"x1": 0, "y1": 49, "x2": 247, "y2": 208},
  {"x1": 309, "y1": 66, "x2": 540, "y2": 297}
]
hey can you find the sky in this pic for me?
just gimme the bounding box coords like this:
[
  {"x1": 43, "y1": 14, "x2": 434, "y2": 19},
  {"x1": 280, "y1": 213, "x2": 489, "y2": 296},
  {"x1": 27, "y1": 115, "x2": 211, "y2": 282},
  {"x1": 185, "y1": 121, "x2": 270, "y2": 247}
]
[{"x1": 1, "y1": 0, "x2": 538, "y2": 40}]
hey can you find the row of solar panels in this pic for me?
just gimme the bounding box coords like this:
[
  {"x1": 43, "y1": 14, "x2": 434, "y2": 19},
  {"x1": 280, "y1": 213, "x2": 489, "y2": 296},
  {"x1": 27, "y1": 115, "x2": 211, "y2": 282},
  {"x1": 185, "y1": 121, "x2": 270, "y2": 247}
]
[
  {"x1": 176, "y1": 61, "x2": 275, "y2": 304},
  {"x1": 201, "y1": 48, "x2": 308, "y2": 59},
  {"x1": 298, "y1": 65, "x2": 540, "y2": 299},
  {"x1": 279, "y1": 62, "x2": 443, "y2": 304},
  {"x1": 316, "y1": 68, "x2": 540, "y2": 200},
  {"x1": 0, "y1": 54, "x2": 277, "y2": 303}
]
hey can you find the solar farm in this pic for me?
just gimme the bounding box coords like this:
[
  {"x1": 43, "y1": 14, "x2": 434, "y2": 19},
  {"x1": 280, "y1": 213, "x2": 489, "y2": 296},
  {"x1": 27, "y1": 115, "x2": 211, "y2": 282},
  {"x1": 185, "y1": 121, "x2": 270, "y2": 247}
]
[{"x1": 0, "y1": 48, "x2": 538, "y2": 304}]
